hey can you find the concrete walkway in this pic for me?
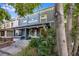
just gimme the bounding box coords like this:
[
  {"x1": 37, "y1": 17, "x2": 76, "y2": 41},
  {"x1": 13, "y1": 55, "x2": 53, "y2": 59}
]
[
  {"x1": 0, "y1": 40, "x2": 31, "y2": 56},
  {"x1": 0, "y1": 51, "x2": 10, "y2": 56}
]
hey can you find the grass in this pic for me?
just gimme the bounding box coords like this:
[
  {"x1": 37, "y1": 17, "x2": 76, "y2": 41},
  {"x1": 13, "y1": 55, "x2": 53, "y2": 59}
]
[{"x1": 17, "y1": 46, "x2": 38, "y2": 56}]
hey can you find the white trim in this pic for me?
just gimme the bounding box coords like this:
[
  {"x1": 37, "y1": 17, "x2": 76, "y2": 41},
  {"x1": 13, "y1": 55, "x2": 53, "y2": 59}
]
[{"x1": 40, "y1": 14, "x2": 47, "y2": 23}]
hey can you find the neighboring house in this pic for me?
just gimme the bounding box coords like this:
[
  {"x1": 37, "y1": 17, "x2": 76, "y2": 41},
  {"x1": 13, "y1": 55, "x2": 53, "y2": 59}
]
[
  {"x1": 12, "y1": 18, "x2": 19, "y2": 27},
  {"x1": 0, "y1": 20, "x2": 13, "y2": 41},
  {"x1": 0, "y1": 7, "x2": 55, "y2": 42}
]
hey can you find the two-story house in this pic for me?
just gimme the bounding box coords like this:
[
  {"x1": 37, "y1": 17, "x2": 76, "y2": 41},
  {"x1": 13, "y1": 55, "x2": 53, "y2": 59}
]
[
  {"x1": 0, "y1": 19, "x2": 14, "y2": 41},
  {"x1": 0, "y1": 7, "x2": 55, "y2": 42},
  {"x1": 13, "y1": 7, "x2": 55, "y2": 40}
]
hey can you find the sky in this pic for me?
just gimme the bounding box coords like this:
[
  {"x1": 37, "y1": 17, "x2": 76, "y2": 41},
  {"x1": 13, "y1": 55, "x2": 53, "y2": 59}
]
[{"x1": 0, "y1": 3, "x2": 55, "y2": 18}]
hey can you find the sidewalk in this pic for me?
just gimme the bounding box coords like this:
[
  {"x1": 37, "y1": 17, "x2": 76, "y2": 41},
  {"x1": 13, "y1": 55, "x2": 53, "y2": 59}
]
[
  {"x1": 0, "y1": 51, "x2": 10, "y2": 56},
  {"x1": 0, "y1": 40, "x2": 30, "y2": 56}
]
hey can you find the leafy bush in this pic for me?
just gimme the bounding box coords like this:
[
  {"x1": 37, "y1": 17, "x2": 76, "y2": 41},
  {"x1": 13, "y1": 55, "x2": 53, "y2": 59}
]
[
  {"x1": 29, "y1": 28, "x2": 57, "y2": 56},
  {"x1": 17, "y1": 28, "x2": 57, "y2": 56}
]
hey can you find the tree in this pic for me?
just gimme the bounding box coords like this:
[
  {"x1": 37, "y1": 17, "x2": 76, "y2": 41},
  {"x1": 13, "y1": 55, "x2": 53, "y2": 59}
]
[
  {"x1": 71, "y1": 4, "x2": 79, "y2": 55},
  {"x1": 65, "y1": 3, "x2": 79, "y2": 55},
  {"x1": 72, "y1": 15, "x2": 79, "y2": 56},
  {"x1": 0, "y1": 8, "x2": 11, "y2": 21},
  {"x1": 65, "y1": 3, "x2": 74, "y2": 56},
  {"x1": 9, "y1": 3, "x2": 40, "y2": 17},
  {"x1": 55, "y1": 3, "x2": 68, "y2": 56},
  {"x1": 64, "y1": 3, "x2": 79, "y2": 56}
]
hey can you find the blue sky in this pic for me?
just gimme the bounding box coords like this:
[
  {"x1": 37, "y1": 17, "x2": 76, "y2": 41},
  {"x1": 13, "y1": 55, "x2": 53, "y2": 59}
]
[
  {"x1": 0, "y1": 3, "x2": 55, "y2": 18},
  {"x1": 33, "y1": 3, "x2": 55, "y2": 12}
]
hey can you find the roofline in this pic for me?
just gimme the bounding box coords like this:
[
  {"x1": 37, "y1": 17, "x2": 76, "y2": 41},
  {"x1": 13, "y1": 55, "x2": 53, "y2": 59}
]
[
  {"x1": 0, "y1": 21, "x2": 54, "y2": 30},
  {"x1": 34, "y1": 6, "x2": 55, "y2": 13},
  {"x1": 31, "y1": 6, "x2": 55, "y2": 15}
]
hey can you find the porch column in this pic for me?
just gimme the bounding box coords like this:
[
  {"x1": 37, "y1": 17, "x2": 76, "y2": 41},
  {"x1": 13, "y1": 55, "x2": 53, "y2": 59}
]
[
  {"x1": 5, "y1": 30, "x2": 7, "y2": 37},
  {"x1": 13, "y1": 29, "x2": 15, "y2": 36},
  {"x1": 34, "y1": 29, "x2": 37, "y2": 37},
  {"x1": 26, "y1": 29, "x2": 29, "y2": 40},
  {"x1": 25, "y1": 28, "x2": 26, "y2": 40}
]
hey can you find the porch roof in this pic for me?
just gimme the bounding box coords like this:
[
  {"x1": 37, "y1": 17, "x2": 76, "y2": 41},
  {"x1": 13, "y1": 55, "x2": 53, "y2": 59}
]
[
  {"x1": 0, "y1": 21, "x2": 54, "y2": 31},
  {"x1": 0, "y1": 28, "x2": 13, "y2": 31},
  {"x1": 12, "y1": 22, "x2": 53, "y2": 29}
]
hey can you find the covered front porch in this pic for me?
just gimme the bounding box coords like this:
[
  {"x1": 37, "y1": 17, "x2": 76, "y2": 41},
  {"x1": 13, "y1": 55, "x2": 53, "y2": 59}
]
[
  {"x1": 0, "y1": 28, "x2": 14, "y2": 48},
  {"x1": 0, "y1": 28, "x2": 14, "y2": 42},
  {"x1": 13, "y1": 22, "x2": 51, "y2": 40}
]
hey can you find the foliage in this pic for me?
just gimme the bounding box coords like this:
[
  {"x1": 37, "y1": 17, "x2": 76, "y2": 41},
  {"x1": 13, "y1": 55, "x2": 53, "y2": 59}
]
[
  {"x1": 0, "y1": 3, "x2": 40, "y2": 21},
  {"x1": 17, "y1": 28, "x2": 57, "y2": 56},
  {"x1": 0, "y1": 8, "x2": 11, "y2": 21},
  {"x1": 64, "y1": 3, "x2": 77, "y2": 41},
  {"x1": 73, "y1": 4, "x2": 79, "y2": 16},
  {"x1": 70, "y1": 4, "x2": 79, "y2": 41},
  {"x1": 37, "y1": 28, "x2": 56, "y2": 56},
  {"x1": 71, "y1": 17, "x2": 77, "y2": 41},
  {"x1": 9, "y1": 3, "x2": 40, "y2": 17},
  {"x1": 17, "y1": 46, "x2": 38, "y2": 56},
  {"x1": 64, "y1": 3, "x2": 79, "y2": 17},
  {"x1": 64, "y1": 3, "x2": 69, "y2": 18}
]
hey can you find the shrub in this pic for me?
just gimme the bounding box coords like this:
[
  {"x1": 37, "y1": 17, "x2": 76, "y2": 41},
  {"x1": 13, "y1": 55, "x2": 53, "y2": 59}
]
[
  {"x1": 29, "y1": 28, "x2": 57, "y2": 56},
  {"x1": 17, "y1": 28, "x2": 57, "y2": 56}
]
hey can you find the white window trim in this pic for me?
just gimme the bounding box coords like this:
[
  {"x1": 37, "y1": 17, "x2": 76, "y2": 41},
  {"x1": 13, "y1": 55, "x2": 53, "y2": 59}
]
[{"x1": 40, "y1": 14, "x2": 47, "y2": 23}]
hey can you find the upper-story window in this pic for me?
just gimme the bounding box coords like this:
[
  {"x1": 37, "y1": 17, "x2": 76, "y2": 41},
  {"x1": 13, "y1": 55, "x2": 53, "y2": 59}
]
[
  {"x1": 28, "y1": 13, "x2": 40, "y2": 24},
  {"x1": 40, "y1": 14, "x2": 47, "y2": 23},
  {"x1": 6, "y1": 23, "x2": 10, "y2": 28},
  {"x1": 19, "y1": 17, "x2": 28, "y2": 26},
  {"x1": 11, "y1": 23, "x2": 13, "y2": 27},
  {"x1": 23, "y1": 20, "x2": 27, "y2": 23},
  {"x1": 28, "y1": 18, "x2": 38, "y2": 24},
  {"x1": 13, "y1": 20, "x2": 19, "y2": 27}
]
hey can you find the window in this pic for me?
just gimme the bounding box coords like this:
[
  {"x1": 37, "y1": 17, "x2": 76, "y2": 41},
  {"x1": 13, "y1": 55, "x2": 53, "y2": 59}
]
[
  {"x1": 11, "y1": 23, "x2": 13, "y2": 27},
  {"x1": 1, "y1": 31, "x2": 5, "y2": 36},
  {"x1": 7, "y1": 31, "x2": 13, "y2": 37},
  {"x1": 15, "y1": 30, "x2": 20, "y2": 36},
  {"x1": 40, "y1": 14, "x2": 47, "y2": 23},
  {"x1": 15, "y1": 29, "x2": 25, "y2": 36}
]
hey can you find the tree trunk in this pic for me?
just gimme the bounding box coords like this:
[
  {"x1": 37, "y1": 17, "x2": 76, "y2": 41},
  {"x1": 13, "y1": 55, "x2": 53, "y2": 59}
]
[
  {"x1": 55, "y1": 3, "x2": 68, "y2": 56},
  {"x1": 66, "y1": 3, "x2": 74, "y2": 56},
  {"x1": 73, "y1": 38, "x2": 79, "y2": 56},
  {"x1": 73, "y1": 15, "x2": 79, "y2": 56}
]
